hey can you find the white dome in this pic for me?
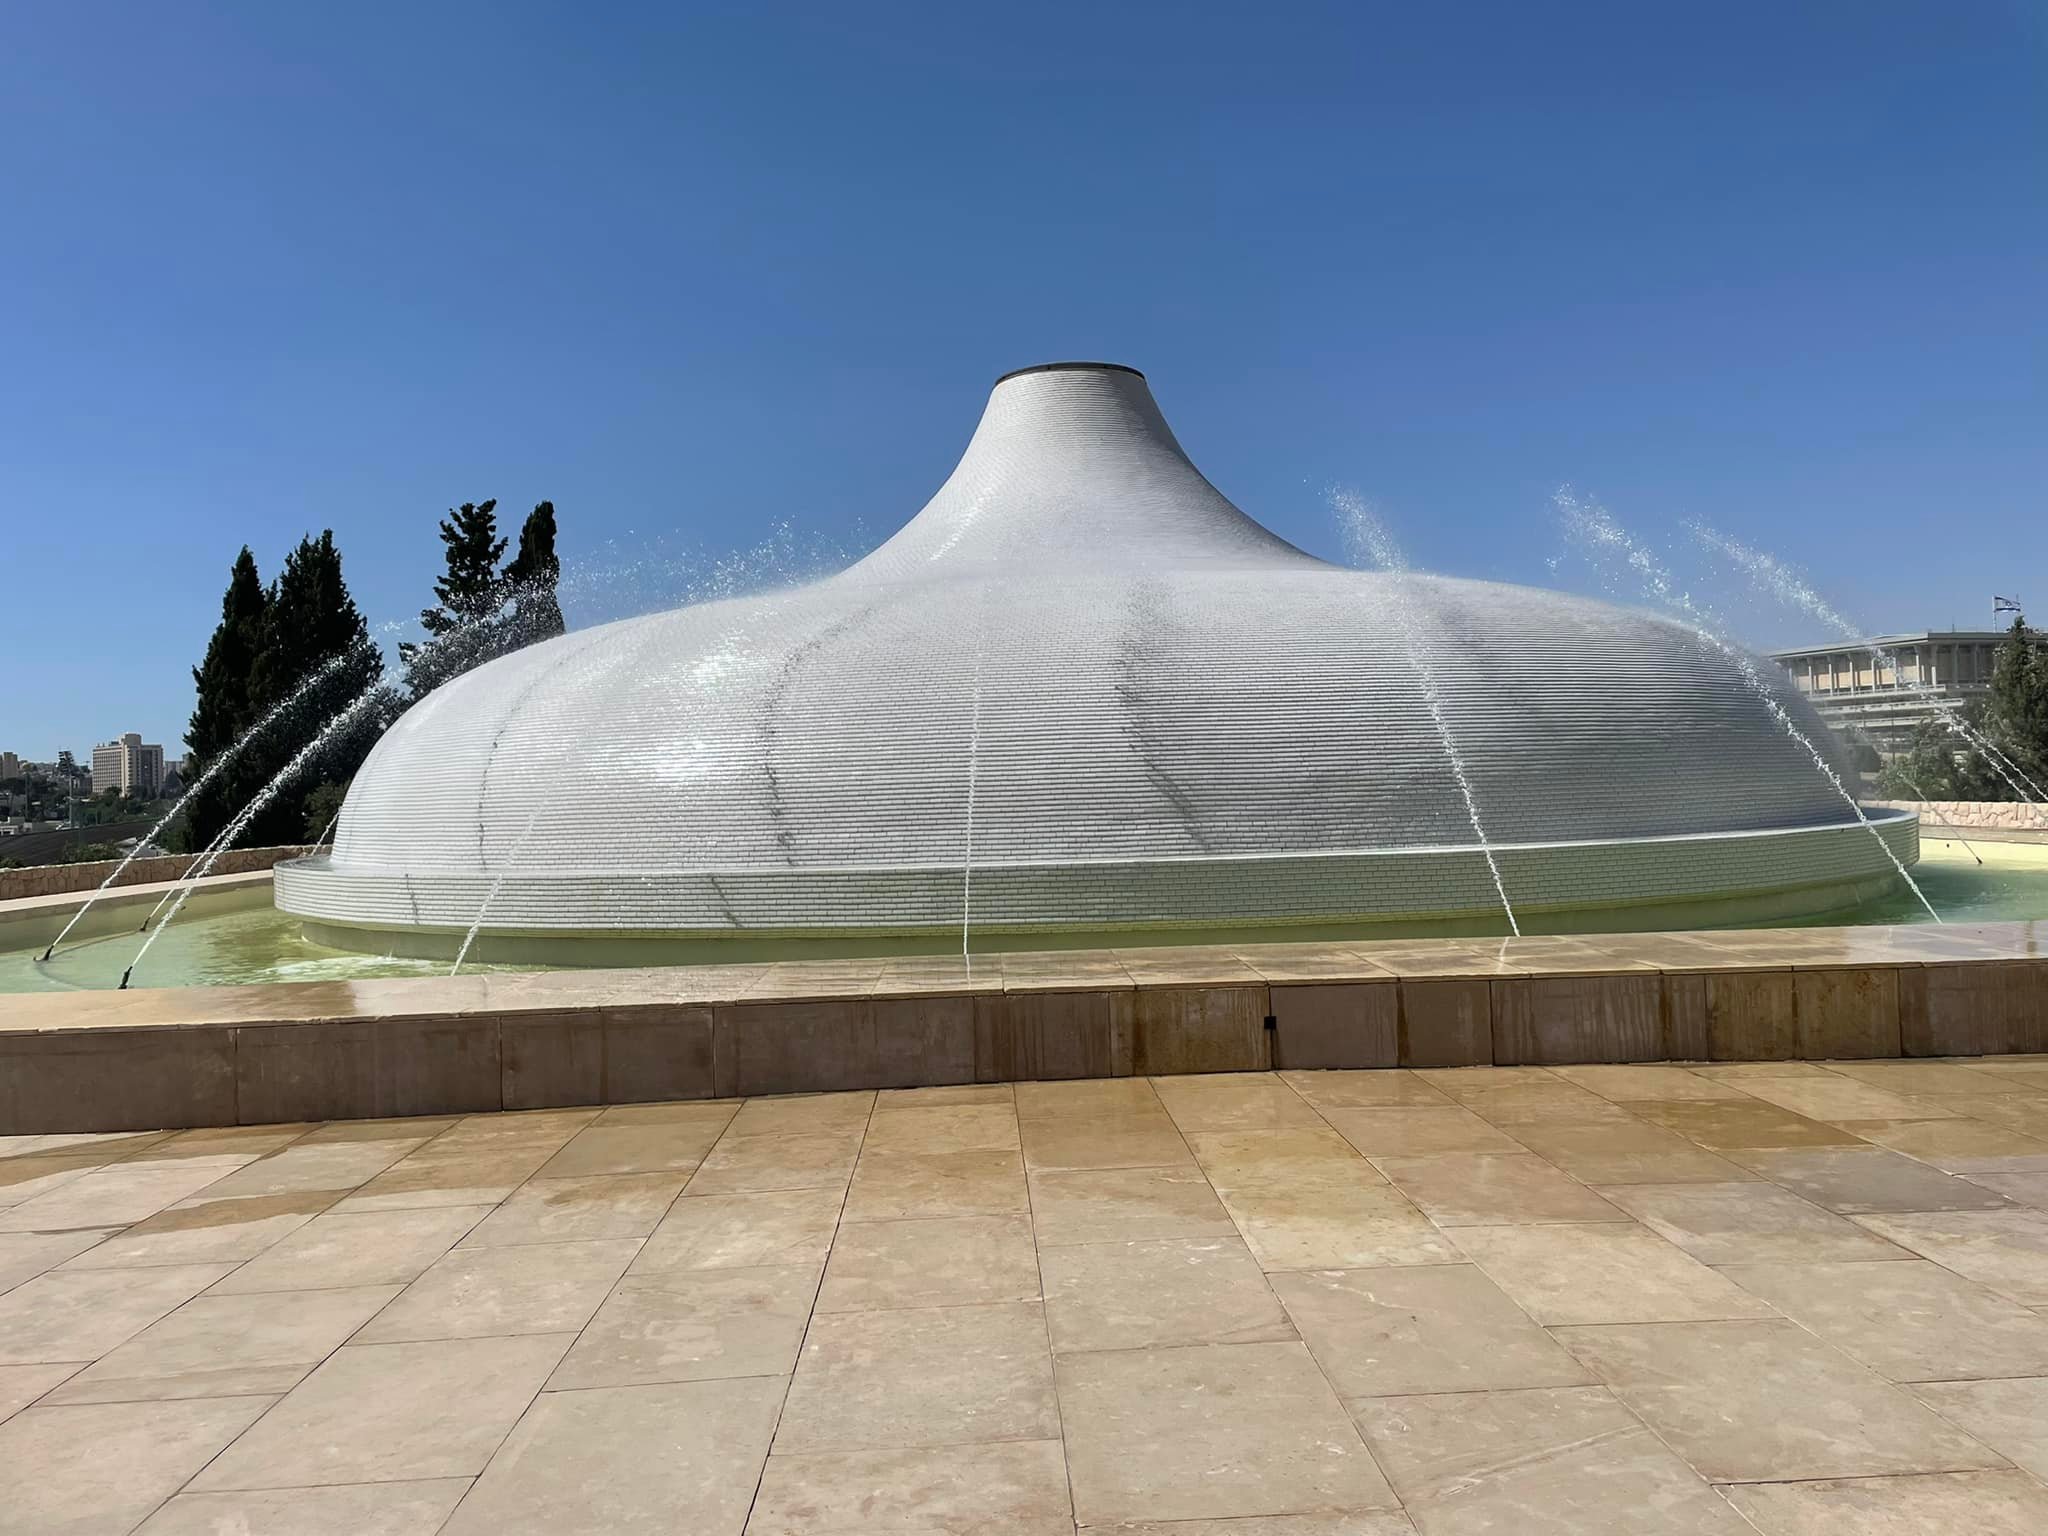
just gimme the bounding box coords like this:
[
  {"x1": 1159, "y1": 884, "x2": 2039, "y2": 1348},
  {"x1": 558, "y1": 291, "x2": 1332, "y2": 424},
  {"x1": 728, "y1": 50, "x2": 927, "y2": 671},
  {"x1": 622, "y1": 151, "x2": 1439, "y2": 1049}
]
[{"x1": 279, "y1": 363, "x2": 1914, "y2": 955}]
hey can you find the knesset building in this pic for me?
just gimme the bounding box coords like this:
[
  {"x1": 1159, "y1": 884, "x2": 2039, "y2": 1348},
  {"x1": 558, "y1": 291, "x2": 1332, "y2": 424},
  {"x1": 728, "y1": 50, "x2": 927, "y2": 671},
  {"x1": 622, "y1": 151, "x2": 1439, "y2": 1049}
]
[{"x1": 278, "y1": 363, "x2": 1917, "y2": 962}]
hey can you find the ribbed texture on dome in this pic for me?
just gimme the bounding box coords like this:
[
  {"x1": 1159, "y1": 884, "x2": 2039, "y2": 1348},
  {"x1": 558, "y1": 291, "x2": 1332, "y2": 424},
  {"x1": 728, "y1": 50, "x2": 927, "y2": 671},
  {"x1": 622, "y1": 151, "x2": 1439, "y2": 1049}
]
[{"x1": 282, "y1": 364, "x2": 1906, "y2": 941}]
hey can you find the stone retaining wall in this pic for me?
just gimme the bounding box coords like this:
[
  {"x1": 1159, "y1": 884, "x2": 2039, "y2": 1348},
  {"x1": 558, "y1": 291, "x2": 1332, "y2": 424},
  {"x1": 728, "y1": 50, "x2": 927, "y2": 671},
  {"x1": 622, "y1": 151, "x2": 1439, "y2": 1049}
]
[
  {"x1": 1872, "y1": 800, "x2": 2048, "y2": 842},
  {"x1": 0, "y1": 846, "x2": 303, "y2": 902}
]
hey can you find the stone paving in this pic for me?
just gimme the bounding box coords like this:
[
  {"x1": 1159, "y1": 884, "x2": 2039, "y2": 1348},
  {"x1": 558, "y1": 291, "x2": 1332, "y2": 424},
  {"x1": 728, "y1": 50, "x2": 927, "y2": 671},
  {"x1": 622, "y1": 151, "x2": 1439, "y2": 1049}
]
[{"x1": 7, "y1": 1060, "x2": 2048, "y2": 1532}]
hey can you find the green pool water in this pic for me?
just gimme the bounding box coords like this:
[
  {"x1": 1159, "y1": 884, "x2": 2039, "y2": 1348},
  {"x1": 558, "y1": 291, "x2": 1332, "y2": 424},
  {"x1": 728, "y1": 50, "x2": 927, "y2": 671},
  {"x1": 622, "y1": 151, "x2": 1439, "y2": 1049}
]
[{"x1": 5, "y1": 840, "x2": 2046, "y2": 995}]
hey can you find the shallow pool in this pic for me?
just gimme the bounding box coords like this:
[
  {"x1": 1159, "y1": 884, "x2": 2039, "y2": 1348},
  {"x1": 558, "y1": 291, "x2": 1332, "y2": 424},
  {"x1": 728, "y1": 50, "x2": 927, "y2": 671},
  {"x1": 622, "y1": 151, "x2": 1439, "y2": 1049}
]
[{"x1": 5, "y1": 840, "x2": 2046, "y2": 995}]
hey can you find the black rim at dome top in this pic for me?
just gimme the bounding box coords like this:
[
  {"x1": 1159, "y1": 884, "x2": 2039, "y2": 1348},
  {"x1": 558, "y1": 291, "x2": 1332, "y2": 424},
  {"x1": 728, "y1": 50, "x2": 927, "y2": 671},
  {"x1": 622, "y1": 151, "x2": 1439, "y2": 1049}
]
[{"x1": 994, "y1": 361, "x2": 1146, "y2": 384}]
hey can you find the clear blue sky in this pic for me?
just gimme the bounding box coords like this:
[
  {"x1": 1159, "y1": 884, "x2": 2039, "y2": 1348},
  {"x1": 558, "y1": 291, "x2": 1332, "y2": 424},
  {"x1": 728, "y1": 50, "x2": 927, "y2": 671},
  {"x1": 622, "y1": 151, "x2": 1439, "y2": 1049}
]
[{"x1": 4, "y1": 1, "x2": 2042, "y2": 760}]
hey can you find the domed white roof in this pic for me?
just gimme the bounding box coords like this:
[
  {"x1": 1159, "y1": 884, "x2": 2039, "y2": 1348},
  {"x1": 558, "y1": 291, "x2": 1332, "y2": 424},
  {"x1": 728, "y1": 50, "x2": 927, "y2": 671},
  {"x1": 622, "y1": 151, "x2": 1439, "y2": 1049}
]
[{"x1": 280, "y1": 363, "x2": 1913, "y2": 951}]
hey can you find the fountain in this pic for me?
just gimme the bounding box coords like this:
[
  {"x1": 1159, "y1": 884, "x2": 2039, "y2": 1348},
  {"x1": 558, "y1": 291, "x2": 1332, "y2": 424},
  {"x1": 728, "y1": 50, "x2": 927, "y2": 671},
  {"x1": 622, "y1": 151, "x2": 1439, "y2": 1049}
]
[
  {"x1": 1554, "y1": 489, "x2": 1940, "y2": 922},
  {"x1": 262, "y1": 363, "x2": 1922, "y2": 962},
  {"x1": 36, "y1": 645, "x2": 364, "y2": 962},
  {"x1": 1688, "y1": 521, "x2": 2048, "y2": 815},
  {"x1": 1331, "y1": 489, "x2": 1519, "y2": 936}
]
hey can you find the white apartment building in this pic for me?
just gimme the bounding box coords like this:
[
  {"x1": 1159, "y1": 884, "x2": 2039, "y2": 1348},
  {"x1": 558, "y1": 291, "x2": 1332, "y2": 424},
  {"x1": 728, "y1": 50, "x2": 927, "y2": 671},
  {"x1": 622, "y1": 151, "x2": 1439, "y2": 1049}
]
[{"x1": 91, "y1": 733, "x2": 166, "y2": 796}]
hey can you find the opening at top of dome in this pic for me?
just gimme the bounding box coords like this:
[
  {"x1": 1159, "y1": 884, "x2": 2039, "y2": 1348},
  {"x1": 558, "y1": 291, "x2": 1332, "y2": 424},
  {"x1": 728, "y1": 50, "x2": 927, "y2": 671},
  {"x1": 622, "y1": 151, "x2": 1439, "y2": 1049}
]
[{"x1": 993, "y1": 360, "x2": 1146, "y2": 384}]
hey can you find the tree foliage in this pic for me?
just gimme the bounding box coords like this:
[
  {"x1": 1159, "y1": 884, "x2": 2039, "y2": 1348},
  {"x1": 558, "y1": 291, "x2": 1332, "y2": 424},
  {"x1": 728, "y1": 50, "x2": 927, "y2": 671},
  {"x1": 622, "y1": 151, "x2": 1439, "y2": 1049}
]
[
  {"x1": 400, "y1": 497, "x2": 567, "y2": 699},
  {"x1": 180, "y1": 534, "x2": 391, "y2": 852},
  {"x1": 1875, "y1": 618, "x2": 2048, "y2": 801}
]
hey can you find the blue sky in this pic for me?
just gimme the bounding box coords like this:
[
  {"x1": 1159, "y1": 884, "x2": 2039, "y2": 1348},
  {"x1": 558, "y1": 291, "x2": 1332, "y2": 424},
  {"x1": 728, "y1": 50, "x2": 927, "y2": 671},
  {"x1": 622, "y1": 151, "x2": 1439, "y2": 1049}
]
[{"x1": 4, "y1": 1, "x2": 2043, "y2": 758}]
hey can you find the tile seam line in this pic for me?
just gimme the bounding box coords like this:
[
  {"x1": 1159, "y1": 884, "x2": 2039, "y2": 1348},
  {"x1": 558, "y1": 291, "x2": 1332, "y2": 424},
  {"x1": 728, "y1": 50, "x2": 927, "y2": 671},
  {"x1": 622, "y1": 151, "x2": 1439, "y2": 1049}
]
[{"x1": 735, "y1": 1083, "x2": 877, "y2": 1531}]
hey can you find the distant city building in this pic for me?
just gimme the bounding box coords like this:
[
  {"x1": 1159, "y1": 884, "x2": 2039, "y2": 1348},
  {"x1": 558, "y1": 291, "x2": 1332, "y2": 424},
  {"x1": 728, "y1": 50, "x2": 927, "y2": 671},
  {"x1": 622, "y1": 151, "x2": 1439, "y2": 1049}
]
[
  {"x1": 91, "y1": 732, "x2": 166, "y2": 796},
  {"x1": 0, "y1": 751, "x2": 18, "y2": 779},
  {"x1": 1771, "y1": 631, "x2": 2016, "y2": 753}
]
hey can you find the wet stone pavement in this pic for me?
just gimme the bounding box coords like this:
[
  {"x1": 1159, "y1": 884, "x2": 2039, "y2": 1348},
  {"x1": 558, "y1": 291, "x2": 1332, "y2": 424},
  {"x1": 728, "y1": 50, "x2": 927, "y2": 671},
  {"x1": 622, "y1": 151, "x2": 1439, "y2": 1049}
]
[{"x1": 8, "y1": 1059, "x2": 2048, "y2": 1532}]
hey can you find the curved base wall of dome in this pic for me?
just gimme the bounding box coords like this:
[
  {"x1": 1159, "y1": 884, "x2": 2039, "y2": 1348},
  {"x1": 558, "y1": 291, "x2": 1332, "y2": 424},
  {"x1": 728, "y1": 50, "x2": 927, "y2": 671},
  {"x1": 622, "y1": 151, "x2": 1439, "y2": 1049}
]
[{"x1": 276, "y1": 810, "x2": 1919, "y2": 963}]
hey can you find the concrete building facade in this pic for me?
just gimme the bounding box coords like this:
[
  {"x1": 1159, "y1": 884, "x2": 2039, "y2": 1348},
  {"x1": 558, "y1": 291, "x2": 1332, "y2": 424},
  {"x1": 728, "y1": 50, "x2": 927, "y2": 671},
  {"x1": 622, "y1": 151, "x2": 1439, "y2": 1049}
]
[
  {"x1": 1771, "y1": 632, "x2": 2019, "y2": 753},
  {"x1": 91, "y1": 733, "x2": 165, "y2": 796}
]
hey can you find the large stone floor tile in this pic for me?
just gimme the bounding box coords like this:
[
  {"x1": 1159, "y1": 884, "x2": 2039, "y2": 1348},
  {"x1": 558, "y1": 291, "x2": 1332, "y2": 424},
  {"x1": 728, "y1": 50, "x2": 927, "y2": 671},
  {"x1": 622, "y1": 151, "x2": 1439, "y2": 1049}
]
[
  {"x1": 1019, "y1": 1115, "x2": 1193, "y2": 1171},
  {"x1": 1835, "y1": 1061, "x2": 2037, "y2": 1097},
  {"x1": 550, "y1": 1263, "x2": 817, "y2": 1388},
  {"x1": 725, "y1": 1091, "x2": 875, "y2": 1136},
  {"x1": 61, "y1": 1191, "x2": 334, "y2": 1270},
  {"x1": 536, "y1": 1110, "x2": 733, "y2": 1177},
  {"x1": 748, "y1": 1440, "x2": 1073, "y2": 1535},
  {"x1": 872, "y1": 1083, "x2": 1016, "y2": 1108},
  {"x1": 861, "y1": 1104, "x2": 1020, "y2": 1154},
  {"x1": 1042, "y1": 1235, "x2": 1293, "y2": 1352},
  {"x1": 1729, "y1": 1145, "x2": 2016, "y2": 1213},
  {"x1": 1625, "y1": 1099, "x2": 1860, "y2": 1150},
  {"x1": 1505, "y1": 1120, "x2": 1754, "y2": 1184},
  {"x1": 1349, "y1": 1385, "x2": 1750, "y2": 1535},
  {"x1": 687, "y1": 1131, "x2": 864, "y2": 1194},
  {"x1": 1737, "y1": 1075, "x2": 1960, "y2": 1124},
  {"x1": 1721, "y1": 1470, "x2": 2048, "y2": 1536},
  {"x1": 1029, "y1": 1165, "x2": 1237, "y2": 1246},
  {"x1": 844, "y1": 1148, "x2": 1028, "y2": 1219},
  {"x1": 1952, "y1": 1095, "x2": 2048, "y2": 1139},
  {"x1": 0, "y1": 1362, "x2": 81, "y2": 1423},
  {"x1": 633, "y1": 1186, "x2": 845, "y2": 1272},
  {"x1": 1555, "y1": 1319, "x2": 2005, "y2": 1480},
  {"x1": 0, "y1": 1263, "x2": 234, "y2": 1364},
  {"x1": 1086, "y1": 1518, "x2": 1415, "y2": 1535},
  {"x1": 1599, "y1": 1182, "x2": 1907, "y2": 1264},
  {"x1": 459, "y1": 1173, "x2": 684, "y2": 1246},
  {"x1": 0, "y1": 1158, "x2": 248, "y2": 1233},
  {"x1": 1449, "y1": 1224, "x2": 1776, "y2": 1325},
  {"x1": 1151, "y1": 1073, "x2": 1324, "y2": 1131},
  {"x1": 1852, "y1": 1209, "x2": 2048, "y2": 1303},
  {"x1": 1013, "y1": 1077, "x2": 1162, "y2": 1121},
  {"x1": 1184, "y1": 1126, "x2": 1379, "y2": 1184},
  {"x1": 1320, "y1": 1106, "x2": 1521, "y2": 1156},
  {"x1": 1056, "y1": 1340, "x2": 1395, "y2": 1523},
  {"x1": 820, "y1": 1213, "x2": 1038, "y2": 1312},
  {"x1": 1212, "y1": 1171, "x2": 1458, "y2": 1270},
  {"x1": 49, "y1": 1285, "x2": 398, "y2": 1403},
  {"x1": 192, "y1": 1333, "x2": 572, "y2": 1489},
  {"x1": 0, "y1": 1228, "x2": 114, "y2": 1292},
  {"x1": 1722, "y1": 1257, "x2": 2048, "y2": 1381},
  {"x1": 0, "y1": 1154, "x2": 102, "y2": 1211},
  {"x1": 134, "y1": 1480, "x2": 472, "y2": 1536},
  {"x1": 1846, "y1": 1116, "x2": 2048, "y2": 1171},
  {"x1": 439, "y1": 1376, "x2": 785, "y2": 1536},
  {"x1": 1547, "y1": 1064, "x2": 1753, "y2": 1102},
  {"x1": 1964, "y1": 1178, "x2": 2048, "y2": 1225},
  {"x1": 776, "y1": 1301, "x2": 1057, "y2": 1452},
  {"x1": 1373, "y1": 1154, "x2": 1624, "y2": 1226},
  {"x1": 1271, "y1": 1263, "x2": 1591, "y2": 1397},
  {"x1": 0, "y1": 1396, "x2": 272, "y2": 1536},
  {"x1": 356, "y1": 1239, "x2": 639, "y2": 1343},
  {"x1": 186, "y1": 1138, "x2": 423, "y2": 1201},
  {"x1": 1279, "y1": 1068, "x2": 1453, "y2": 1108},
  {"x1": 212, "y1": 1206, "x2": 488, "y2": 1294},
  {"x1": 336, "y1": 1148, "x2": 550, "y2": 1212},
  {"x1": 1911, "y1": 1376, "x2": 2048, "y2": 1481}
]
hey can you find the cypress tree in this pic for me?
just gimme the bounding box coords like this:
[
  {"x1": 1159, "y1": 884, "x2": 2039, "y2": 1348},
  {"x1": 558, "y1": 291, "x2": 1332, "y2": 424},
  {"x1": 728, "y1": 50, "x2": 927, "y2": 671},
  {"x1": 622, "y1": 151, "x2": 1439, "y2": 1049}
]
[
  {"x1": 402, "y1": 499, "x2": 508, "y2": 698},
  {"x1": 504, "y1": 500, "x2": 566, "y2": 648},
  {"x1": 181, "y1": 548, "x2": 270, "y2": 849},
  {"x1": 187, "y1": 533, "x2": 391, "y2": 852},
  {"x1": 1984, "y1": 615, "x2": 2048, "y2": 785}
]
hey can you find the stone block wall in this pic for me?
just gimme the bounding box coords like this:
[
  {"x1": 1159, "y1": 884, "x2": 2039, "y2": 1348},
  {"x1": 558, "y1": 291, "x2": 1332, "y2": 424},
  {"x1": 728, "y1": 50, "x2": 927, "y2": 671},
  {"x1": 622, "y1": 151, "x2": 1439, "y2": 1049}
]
[{"x1": 0, "y1": 846, "x2": 304, "y2": 903}]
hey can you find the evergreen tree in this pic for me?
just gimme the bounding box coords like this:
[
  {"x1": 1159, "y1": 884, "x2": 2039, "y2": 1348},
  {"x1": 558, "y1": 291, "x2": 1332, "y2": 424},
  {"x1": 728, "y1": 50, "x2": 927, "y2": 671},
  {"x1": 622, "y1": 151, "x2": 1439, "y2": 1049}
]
[
  {"x1": 182, "y1": 533, "x2": 392, "y2": 851},
  {"x1": 503, "y1": 500, "x2": 566, "y2": 648},
  {"x1": 187, "y1": 548, "x2": 268, "y2": 762},
  {"x1": 1983, "y1": 615, "x2": 2048, "y2": 785},
  {"x1": 401, "y1": 495, "x2": 569, "y2": 699},
  {"x1": 180, "y1": 548, "x2": 270, "y2": 849},
  {"x1": 401, "y1": 499, "x2": 508, "y2": 698}
]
